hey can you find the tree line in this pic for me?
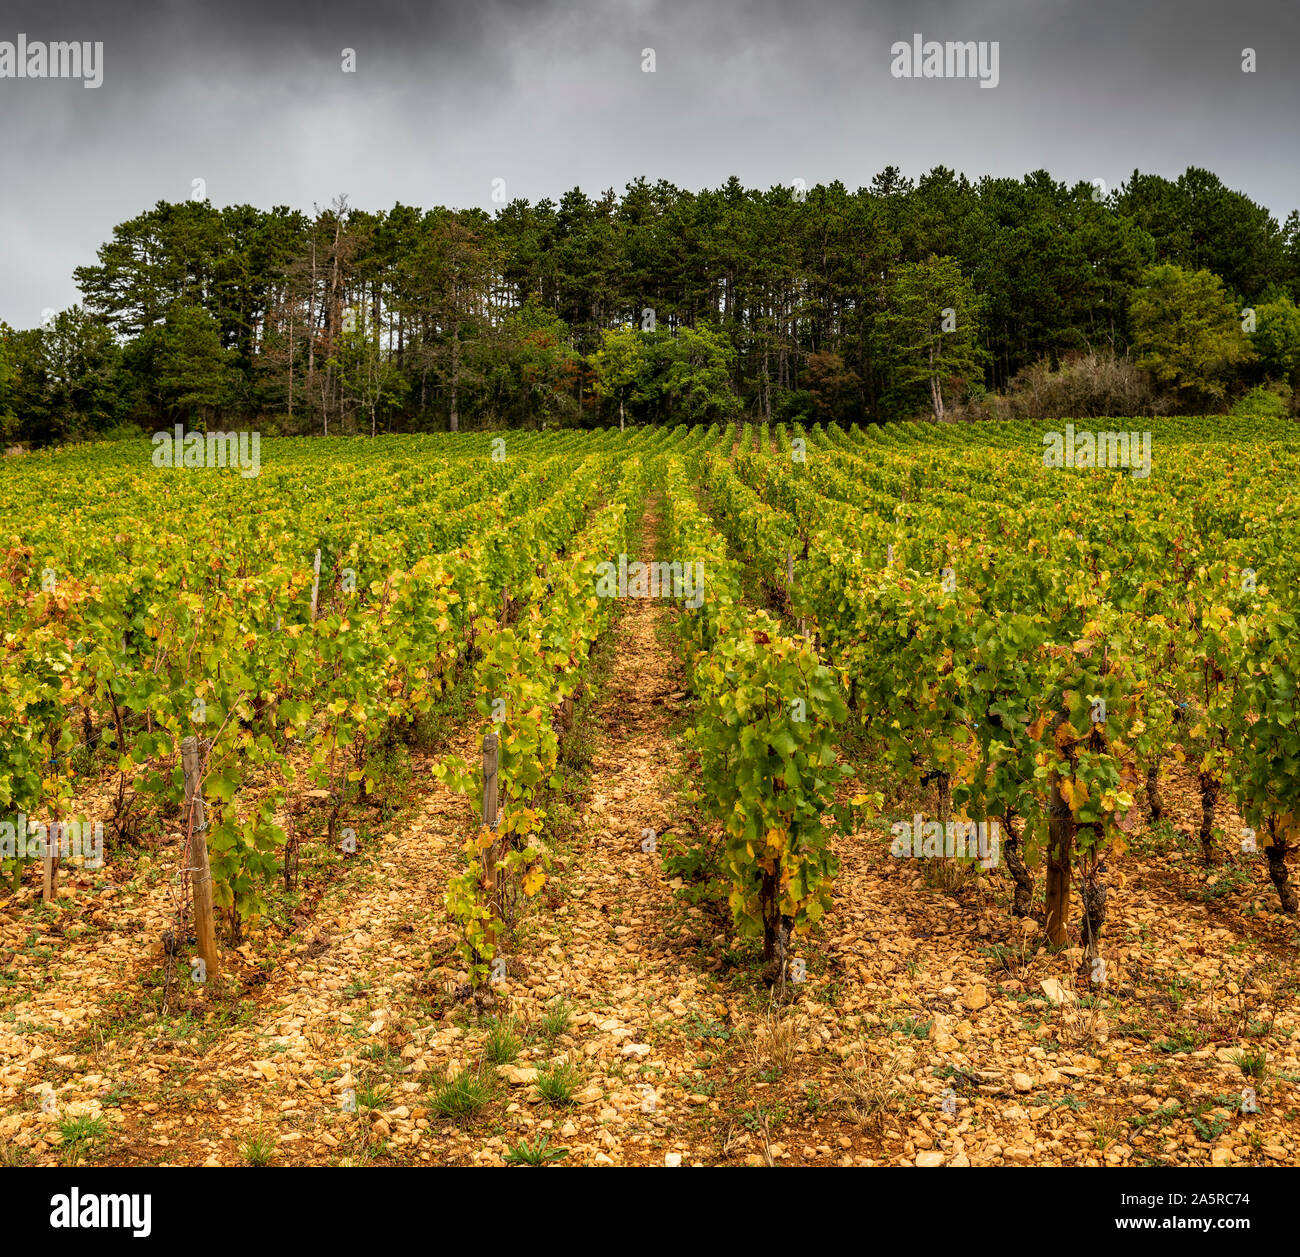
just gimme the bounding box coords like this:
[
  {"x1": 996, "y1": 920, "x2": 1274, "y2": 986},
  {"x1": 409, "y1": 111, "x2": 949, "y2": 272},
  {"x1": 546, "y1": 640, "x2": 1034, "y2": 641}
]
[{"x1": 3, "y1": 166, "x2": 1300, "y2": 444}]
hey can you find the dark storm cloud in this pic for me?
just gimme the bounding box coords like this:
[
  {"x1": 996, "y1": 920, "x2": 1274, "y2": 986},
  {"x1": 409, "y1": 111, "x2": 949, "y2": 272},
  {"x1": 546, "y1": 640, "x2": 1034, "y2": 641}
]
[{"x1": 1, "y1": 0, "x2": 1297, "y2": 325}]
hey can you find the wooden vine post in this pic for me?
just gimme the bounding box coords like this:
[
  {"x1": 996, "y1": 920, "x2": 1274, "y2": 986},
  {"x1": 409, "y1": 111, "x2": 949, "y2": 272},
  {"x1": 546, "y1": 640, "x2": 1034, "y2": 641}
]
[
  {"x1": 181, "y1": 736, "x2": 220, "y2": 981},
  {"x1": 42, "y1": 818, "x2": 58, "y2": 903},
  {"x1": 482, "y1": 731, "x2": 500, "y2": 831},
  {"x1": 786, "y1": 550, "x2": 806, "y2": 637},
  {"x1": 481, "y1": 730, "x2": 502, "y2": 920},
  {"x1": 309, "y1": 549, "x2": 322, "y2": 621}
]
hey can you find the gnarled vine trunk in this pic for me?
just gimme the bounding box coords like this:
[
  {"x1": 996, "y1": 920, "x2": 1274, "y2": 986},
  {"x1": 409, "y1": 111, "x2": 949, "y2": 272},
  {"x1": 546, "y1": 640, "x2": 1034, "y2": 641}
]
[
  {"x1": 1045, "y1": 712, "x2": 1075, "y2": 945},
  {"x1": 760, "y1": 869, "x2": 794, "y2": 996},
  {"x1": 1198, "y1": 771, "x2": 1218, "y2": 866},
  {"x1": 1146, "y1": 758, "x2": 1163, "y2": 824},
  {"x1": 936, "y1": 771, "x2": 951, "y2": 827},
  {"x1": 1265, "y1": 818, "x2": 1298, "y2": 913},
  {"x1": 1079, "y1": 835, "x2": 1106, "y2": 974},
  {"x1": 1002, "y1": 811, "x2": 1035, "y2": 917}
]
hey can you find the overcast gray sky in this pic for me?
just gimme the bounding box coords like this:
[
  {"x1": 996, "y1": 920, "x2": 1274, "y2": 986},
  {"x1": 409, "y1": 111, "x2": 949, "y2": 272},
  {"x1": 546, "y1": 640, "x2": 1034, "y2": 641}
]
[{"x1": 1, "y1": 0, "x2": 1297, "y2": 327}]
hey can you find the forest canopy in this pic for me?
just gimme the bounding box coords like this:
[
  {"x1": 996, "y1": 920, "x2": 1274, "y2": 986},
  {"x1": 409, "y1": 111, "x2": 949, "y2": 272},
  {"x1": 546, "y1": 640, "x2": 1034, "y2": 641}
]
[{"x1": 3, "y1": 166, "x2": 1299, "y2": 444}]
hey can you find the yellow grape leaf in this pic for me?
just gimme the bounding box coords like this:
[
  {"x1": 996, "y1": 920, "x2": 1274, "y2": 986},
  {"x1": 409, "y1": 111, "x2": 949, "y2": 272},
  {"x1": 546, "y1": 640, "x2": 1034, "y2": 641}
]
[
  {"x1": 1060, "y1": 779, "x2": 1089, "y2": 813},
  {"x1": 522, "y1": 867, "x2": 547, "y2": 897}
]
